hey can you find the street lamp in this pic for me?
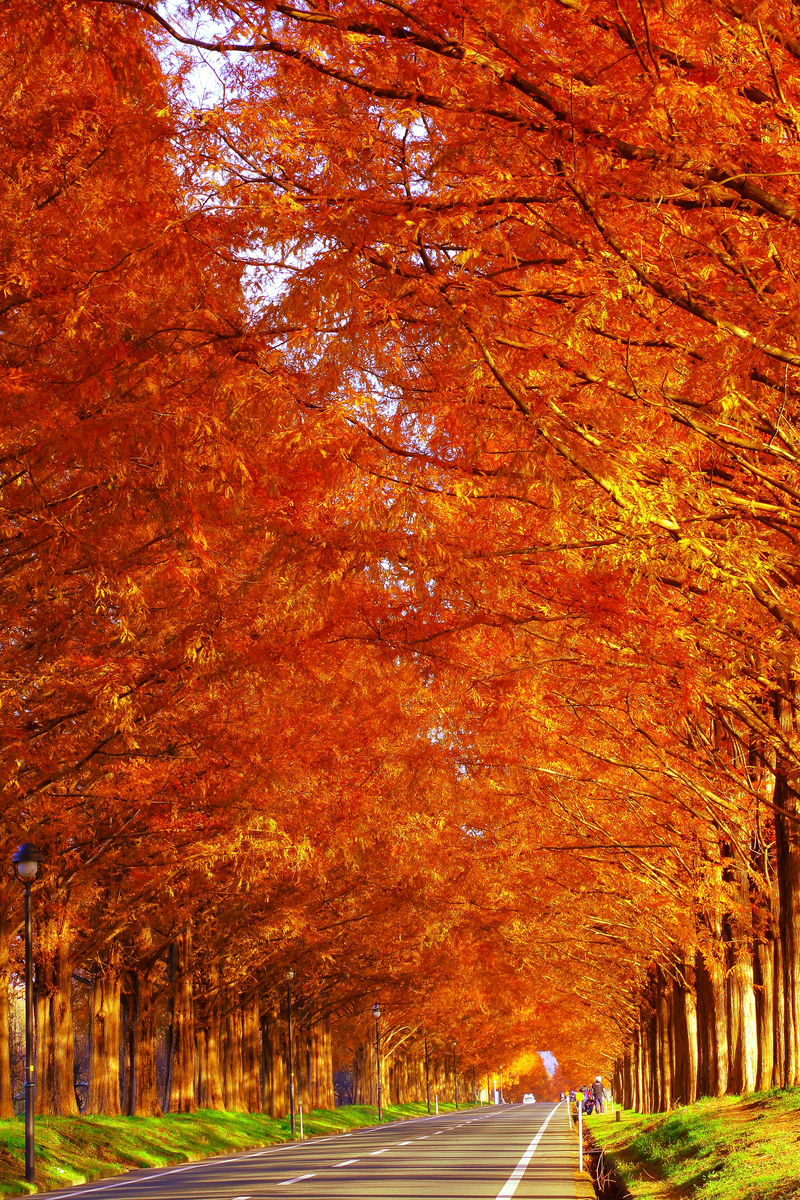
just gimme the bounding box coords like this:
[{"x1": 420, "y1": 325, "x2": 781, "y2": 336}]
[
  {"x1": 500, "y1": 1065, "x2": 505, "y2": 1104},
  {"x1": 372, "y1": 1003, "x2": 382, "y2": 1122},
  {"x1": 452, "y1": 1038, "x2": 458, "y2": 1110},
  {"x1": 13, "y1": 843, "x2": 43, "y2": 1185},
  {"x1": 285, "y1": 969, "x2": 296, "y2": 1137}
]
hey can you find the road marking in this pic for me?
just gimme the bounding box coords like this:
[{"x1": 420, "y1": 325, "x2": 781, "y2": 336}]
[
  {"x1": 396, "y1": 1140, "x2": 413, "y2": 1145},
  {"x1": 42, "y1": 1108, "x2": 487, "y2": 1199},
  {"x1": 333, "y1": 1159, "x2": 359, "y2": 1167},
  {"x1": 278, "y1": 1174, "x2": 317, "y2": 1186},
  {"x1": 231, "y1": 1196, "x2": 251, "y2": 1199},
  {"x1": 494, "y1": 1105, "x2": 561, "y2": 1199},
  {"x1": 44, "y1": 1132, "x2": 352, "y2": 1198},
  {"x1": 369, "y1": 1148, "x2": 389, "y2": 1155},
  {"x1": 432, "y1": 1130, "x2": 444, "y2": 1135}
]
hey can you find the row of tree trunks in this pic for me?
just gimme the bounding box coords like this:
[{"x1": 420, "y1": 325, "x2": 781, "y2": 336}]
[
  {"x1": 352, "y1": 1035, "x2": 467, "y2": 1108},
  {"x1": 619, "y1": 801, "x2": 800, "y2": 1112},
  {"x1": 0, "y1": 909, "x2": 338, "y2": 1118},
  {"x1": 1, "y1": 919, "x2": 466, "y2": 1123}
]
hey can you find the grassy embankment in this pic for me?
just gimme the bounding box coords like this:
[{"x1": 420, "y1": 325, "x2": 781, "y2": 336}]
[
  {"x1": 0, "y1": 1100, "x2": 472, "y2": 1197},
  {"x1": 586, "y1": 1088, "x2": 800, "y2": 1200}
]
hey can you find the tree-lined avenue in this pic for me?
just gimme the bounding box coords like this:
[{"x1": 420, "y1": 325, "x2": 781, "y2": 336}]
[{"x1": 8, "y1": 0, "x2": 800, "y2": 1146}]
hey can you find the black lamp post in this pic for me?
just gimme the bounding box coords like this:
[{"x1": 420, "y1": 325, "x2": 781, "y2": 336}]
[
  {"x1": 12, "y1": 843, "x2": 43, "y2": 1185},
  {"x1": 285, "y1": 969, "x2": 296, "y2": 1137},
  {"x1": 500, "y1": 1065, "x2": 505, "y2": 1103},
  {"x1": 424, "y1": 1037, "x2": 431, "y2": 1114},
  {"x1": 372, "y1": 1003, "x2": 382, "y2": 1121},
  {"x1": 452, "y1": 1038, "x2": 458, "y2": 1110}
]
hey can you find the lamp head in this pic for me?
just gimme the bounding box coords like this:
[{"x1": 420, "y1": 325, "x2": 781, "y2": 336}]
[
  {"x1": 285, "y1": 968, "x2": 295, "y2": 983},
  {"x1": 12, "y1": 843, "x2": 43, "y2": 883},
  {"x1": 372, "y1": 1002, "x2": 382, "y2": 1021}
]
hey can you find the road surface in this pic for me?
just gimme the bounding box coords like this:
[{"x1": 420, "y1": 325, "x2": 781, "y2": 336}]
[{"x1": 41, "y1": 1103, "x2": 583, "y2": 1199}]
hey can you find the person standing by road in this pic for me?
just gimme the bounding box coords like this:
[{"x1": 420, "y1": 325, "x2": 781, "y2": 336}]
[{"x1": 592, "y1": 1076, "x2": 605, "y2": 1115}]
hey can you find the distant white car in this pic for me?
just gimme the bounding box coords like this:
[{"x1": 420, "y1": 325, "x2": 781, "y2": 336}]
[{"x1": 523, "y1": 1093, "x2": 536, "y2": 1104}]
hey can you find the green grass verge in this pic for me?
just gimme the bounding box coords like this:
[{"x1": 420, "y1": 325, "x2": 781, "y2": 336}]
[
  {"x1": 586, "y1": 1089, "x2": 800, "y2": 1200},
  {"x1": 0, "y1": 1100, "x2": 475, "y2": 1196}
]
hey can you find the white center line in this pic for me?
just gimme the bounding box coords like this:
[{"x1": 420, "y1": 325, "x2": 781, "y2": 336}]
[
  {"x1": 278, "y1": 1174, "x2": 317, "y2": 1187},
  {"x1": 396, "y1": 1140, "x2": 413, "y2": 1145},
  {"x1": 369, "y1": 1148, "x2": 390, "y2": 1155},
  {"x1": 333, "y1": 1159, "x2": 359, "y2": 1167},
  {"x1": 494, "y1": 1105, "x2": 561, "y2": 1199}
]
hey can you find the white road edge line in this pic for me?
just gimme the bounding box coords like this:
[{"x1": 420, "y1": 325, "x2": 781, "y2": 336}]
[
  {"x1": 44, "y1": 1134, "x2": 349, "y2": 1199},
  {"x1": 494, "y1": 1104, "x2": 562, "y2": 1200},
  {"x1": 278, "y1": 1174, "x2": 317, "y2": 1186}
]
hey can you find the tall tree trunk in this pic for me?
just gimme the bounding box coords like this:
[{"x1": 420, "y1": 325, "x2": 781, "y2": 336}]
[
  {"x1": 680, "y1": 960, "x2": 699, "y2": 1103},
  {"x1": 85, "y1": 945, "x2": 122, "y2": 1114},
  {"x1": 754, "y1": 924, "x2": 775, "y2": 1092},
  {"x1": 262, "y1": 1012, "x2": 288, "y2": 1117},
  {"x1": 702, "y1": 937, "x2": 729, "y2": 1096},
  {"x1": 656, "y1": 967, "x2": 672, "y2": 1111},
  {"x1": 120, "y1": 985, "x2": 133, "y2": 1116},
  {"x1": 164, "y1": 931, "x2": 196, "y2": 1114},
  {"x1": 638, "y1": 1007, "x2": 650, "y2": 1113},
  {"x1": 222, "y1": 989, "x2": 244, "y2": 1111},
  {"x1": 633, "y1": 1022, "x2": 642, "y2": 1112},
  {"x1": 722, "y1": 843, "x2": 759, "y2": 1096},
  {"x1": 128, "y1": 958, "x2": 161, "y2": 1116},
  {"x1": 774, "y1": 765, "x2": 800, "y2": 1087},
  {"x1": 773, "y1": 892, "x2": 786, "y2": 1088},
  {"x1": 195, "y1": 962, "x2": 224, "y2": 1111},
  {"x1": 241, "y1": 996, "x2": 262, "y2": 1113},
  {"x1": 0, "y1": 902, "x2": 14, "y2": 1118},
  {"x1": 622, "y1": 1047, "x2": 632, "y2": 1110},
  {"x1": 35, "y1": 913, "x2": 78, "y2": 1116}
]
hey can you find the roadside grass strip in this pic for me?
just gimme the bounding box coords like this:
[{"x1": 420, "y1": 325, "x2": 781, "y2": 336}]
[{"x1": 587, "y1": 1087, "x2": 800, "y2": 1200}]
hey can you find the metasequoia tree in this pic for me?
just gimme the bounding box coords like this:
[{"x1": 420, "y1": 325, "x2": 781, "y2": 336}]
[{"x1": 6, "y1": 0, "x2": 800, "y2": 1118}]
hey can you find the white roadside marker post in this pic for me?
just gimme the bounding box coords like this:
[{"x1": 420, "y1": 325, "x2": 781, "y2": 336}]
[{"x1": 578, "y1": 1099, "x2": 583, "y2": 1173}]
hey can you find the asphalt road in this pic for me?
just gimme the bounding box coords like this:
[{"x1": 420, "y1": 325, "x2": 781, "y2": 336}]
[{"x1": 41, "y1": 1103, "x2": 580, "y2": 1200}]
